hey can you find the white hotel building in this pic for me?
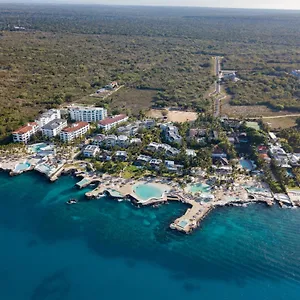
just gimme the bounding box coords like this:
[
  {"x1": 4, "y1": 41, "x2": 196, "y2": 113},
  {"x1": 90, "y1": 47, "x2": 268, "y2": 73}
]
[
  {"x1": 69, "y1": 106, "x2": 107, "y2": 123},
  {"x1": 36, "y1": 109, "x2": 61, "y2": 128},
  {"x1": 98, "y1": 114, "x2": 129, "y2": 131},
  {"x1": 12, "y1": 122, "x2": 39, "y2": 143},
  {"x1": 60, "y1": 122, "x2": 90, "y2": 143},
  {"x1": 41, "y1": 119, "x2": 68, "y2": 138}
]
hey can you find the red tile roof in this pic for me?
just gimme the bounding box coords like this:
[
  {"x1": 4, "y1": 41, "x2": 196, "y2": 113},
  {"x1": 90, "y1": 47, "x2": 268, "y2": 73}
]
[
  {"x1": 62, "y1": 122, "x2": 89, "y2": 133},
  {"x1": 13, "y1": 122, "x2": 37, "y2": 134},
  {"x1": 98, "y1": 114, "x2": 127, "y2": 126}
]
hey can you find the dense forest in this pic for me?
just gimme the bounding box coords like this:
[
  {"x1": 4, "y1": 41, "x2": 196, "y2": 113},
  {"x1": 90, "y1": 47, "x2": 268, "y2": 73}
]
[{"x1": 0, "y1": 4, "x2": 300, "y2": 140}]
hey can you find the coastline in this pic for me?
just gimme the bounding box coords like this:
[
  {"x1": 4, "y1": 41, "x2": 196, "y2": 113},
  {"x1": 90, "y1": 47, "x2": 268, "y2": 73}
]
[{"x1": 1, "y1": 154, "x2": 299, "y2": 235}]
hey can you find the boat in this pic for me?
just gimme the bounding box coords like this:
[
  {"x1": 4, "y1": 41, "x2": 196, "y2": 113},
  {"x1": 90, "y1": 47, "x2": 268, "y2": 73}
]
[{"x1": 66, "y1": 199, "x2": 78, "y2": 205}]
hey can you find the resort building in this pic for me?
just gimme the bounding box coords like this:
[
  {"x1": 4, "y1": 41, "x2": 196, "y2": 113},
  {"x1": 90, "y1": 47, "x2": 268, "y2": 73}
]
[
  {"x1": 98, "y1": 114, "x2": 128, "y2": 131},
  {"x1": 117, "y1": 119, "x2": 155, "y2": 136},
  {"x1": 114, "y1": 151, "x2": 128, "y2": 161},
  {"x1": 130, "y1": 138, "x2": 142, "y2": 145},
  {"x1": 268, "y1": 132, "x2": 278, "y2": 143},
  {"x1": 162, "y1": 124, "x2": 182, "y2": 145},
  {"x1": 83, "y1": 145, "x2": 100, "y2": 158},
  {"x1": 288, "y1": 153, "x2": 300, "y2": 167},
  {"x1": 105, "y1": 81, "x2": 118, "y2": 90},
  {"x1": 36, "y1": 109, "x2": 61, "y2": 128},
  {"x1": 41, "y1": 119, "x2": 67, "y2": 138},
  {"x1": 186, "y1": 149, "x2": 197, "y2": 157},
  {"x1": 269, "y1": 145, "x2": 290, "y2": 167},
  {"x1": 291, "y1": 70, "x2": 300, "y2": 78},
  {"x1": 60, "y1": 122, "x2": 90, "y2": 143},
  {"x1": 146, "y1": 142, "x2": 180, "y2": 157},
  {"x1": 149, "y1": 158, "x2": 163, "y2": 169},
  {"x1": 92, "y1": 134, "x2": 135, "y2": 148},
  {"x1": 134, "y1": 155, "x2": 152, "y2": 166},
  {"x1": 12, "y1": 122, "x2": 39, "y2": 143},
  {"x1": 117, "y1": 124, "x2": 139, "y2": 136},
  {"x1": 69, "y1": 106, "x2": 107, "y2": 123}
]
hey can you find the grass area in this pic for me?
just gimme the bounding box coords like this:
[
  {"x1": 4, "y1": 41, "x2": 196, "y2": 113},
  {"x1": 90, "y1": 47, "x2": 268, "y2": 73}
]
[
  {"x1": 263, "y1": 116, "x2": 299, "y2": 130},
  {"x1": 287, "y1": 187, "x2": 300, "y2": 191},
  {"x1": 222, "y1": 96, "x2": 299, "y2": 118}
]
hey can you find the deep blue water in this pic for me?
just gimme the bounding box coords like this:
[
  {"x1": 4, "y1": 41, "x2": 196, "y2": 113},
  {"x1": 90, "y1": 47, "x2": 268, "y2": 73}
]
[{"x1": 0, "y1": 171, "x2": 300, "y2": 300}]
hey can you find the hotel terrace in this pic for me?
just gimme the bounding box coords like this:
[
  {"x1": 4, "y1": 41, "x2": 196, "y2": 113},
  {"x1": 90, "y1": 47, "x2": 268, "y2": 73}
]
[{"x1": 60, "y1": 122, "x2": 90, "y2": 143}]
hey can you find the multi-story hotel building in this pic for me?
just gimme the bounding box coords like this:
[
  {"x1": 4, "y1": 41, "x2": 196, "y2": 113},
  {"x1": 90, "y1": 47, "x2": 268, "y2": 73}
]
[
  {"x1": 60, "y1": 122, "x2": 90, "y2": 143},
  {"x1": 41, "y1": 119, "x2": 68, "y2": 138},
  {"x1": 97, "y1": 114, "x2": 128, "y2": 131},
  {"x1": 36, "y1": 109, "x2": 61, "y2": 128},
  {"x1": 69, "y1": 106, "x2": 107, "y2": 123},
  {"x1": 12, "y1": 122, "x2": 39, "y2": 143}
]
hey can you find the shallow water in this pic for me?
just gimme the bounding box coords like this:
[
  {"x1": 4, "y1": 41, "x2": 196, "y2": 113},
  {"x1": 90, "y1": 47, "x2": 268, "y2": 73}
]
[{"x1": 0, "y1": 171, "x2": 300, "y2": 300}]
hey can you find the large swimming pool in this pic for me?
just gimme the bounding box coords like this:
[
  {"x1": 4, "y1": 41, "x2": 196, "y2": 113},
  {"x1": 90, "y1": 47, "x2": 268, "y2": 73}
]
[
  {"x1": 189, "y1": 183, "x2": 211, "y2": 194},
  {"x1": 28, "y1": 143, "x2": 48, "y2": 153},
  {"x1": 14, "y1": 162, "x2": 31, "y2": 172},
  {"x1": 133, "y1": 184, "x2": 164, "y2": 201}
]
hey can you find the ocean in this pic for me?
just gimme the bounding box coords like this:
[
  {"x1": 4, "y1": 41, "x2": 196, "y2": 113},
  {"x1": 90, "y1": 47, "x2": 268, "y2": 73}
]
[{"x1": 0, "y1": 171, "x2": 300, "y2": 300}]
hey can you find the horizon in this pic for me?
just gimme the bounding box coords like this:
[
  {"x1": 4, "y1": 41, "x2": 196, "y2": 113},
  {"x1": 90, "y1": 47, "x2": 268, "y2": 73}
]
[{"x1": 1, "y1": 0, "x2": 300, "y2": 11}]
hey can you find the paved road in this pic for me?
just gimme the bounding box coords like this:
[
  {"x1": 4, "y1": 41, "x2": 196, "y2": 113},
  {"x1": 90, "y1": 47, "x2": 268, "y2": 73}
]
[
  {"x1": 262, "y1": 114, "x2": 300, "y2": 119},
  {"x1": 213, "y1": 56, "x2": 223, "y2": 117}
]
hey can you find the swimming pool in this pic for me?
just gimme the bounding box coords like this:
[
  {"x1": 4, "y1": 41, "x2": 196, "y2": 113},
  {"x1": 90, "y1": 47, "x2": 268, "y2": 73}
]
[
  {"x1": 245, "y1": 186, "x2": 269, "y2": 194},
  {"x1": 189, "y1": 183, "x2": 211, "y2": 194},
  {"x1": 28, "y1": 143, "x2": 48, "y2": 153},
  {"x1": 240, "y1": 159, "x2": 254, "y2": 171},
  {"x1": 14, "y1": 162, "x2": 31, "y2": 172},
  {"x1": 133, "y1": 184, "x2": 164, "y2": 201},
  {"x1": 178, "y1": 220, "x2": 188, "y2": 228}
]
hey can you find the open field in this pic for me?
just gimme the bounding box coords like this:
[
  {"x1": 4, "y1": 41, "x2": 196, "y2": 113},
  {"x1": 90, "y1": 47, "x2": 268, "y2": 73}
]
[
  {"x1": 1, "y1": 4, "x2": 300, "y2": 141},
  {"x1": 263, "y1": 116, "x2": 299, "y2": 130},
  {"x1": 80, "y1": 87, "x2": 157, "y2": 115},
  {"x1": 221, "y1": 96, "x2": 299, "y2": 118},
  {"x1": 148, "y1": 109, "x2": 198, "y2": 123}
]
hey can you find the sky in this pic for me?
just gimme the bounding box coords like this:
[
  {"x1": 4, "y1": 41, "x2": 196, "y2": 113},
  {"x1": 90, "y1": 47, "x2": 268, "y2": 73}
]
[{"x1": 1, "y1": 0, "x2": 300, "y2": 10}]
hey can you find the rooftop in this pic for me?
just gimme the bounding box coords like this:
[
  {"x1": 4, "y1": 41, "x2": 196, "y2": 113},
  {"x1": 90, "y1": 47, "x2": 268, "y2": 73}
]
[
  {"x1": 13, "y1": 122, "x2": 37, "y2": 134},
  {"x1": 98, "y1": 114, "x2": 127, "y2": 126},
  {"x1": 62, "y1": 122, "x2": 89, "y2": 133},
  {"x1": 42, "y1": 119, "x2": 66, "y2": 130}
]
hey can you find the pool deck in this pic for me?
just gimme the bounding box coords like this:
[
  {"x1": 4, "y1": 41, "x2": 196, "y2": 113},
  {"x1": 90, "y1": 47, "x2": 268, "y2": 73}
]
[
  {"x1": 83, "y1": 175, "x2": 277, "y2": 234},
  {"x1": 85, "y1": 179, "x2": 170, "y2": 205},
  {"x1": 1, "y1": 154, "x2": 296, "y2": 235}
]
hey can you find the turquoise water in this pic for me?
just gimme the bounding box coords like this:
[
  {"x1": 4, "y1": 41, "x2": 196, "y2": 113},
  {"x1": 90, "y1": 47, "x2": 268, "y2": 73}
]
[
  {"x1": 133, "y1": 183, "x2": 163, "y2": 201},
  {"x1": 240, "y1": 159, "x2": 254, "y2": 171},
  {"x1": 1, "y1": 171, "x2": 300, "y2": 300},
  {"x1": 14, "y1": 162, "x2": 31, "y2": 172},
  {"x1": 29, "y1": 143, "x2": 48, "y2": 153},
  {"x1": 189, "y1": 183, "x2": 211, "y2": 193}
]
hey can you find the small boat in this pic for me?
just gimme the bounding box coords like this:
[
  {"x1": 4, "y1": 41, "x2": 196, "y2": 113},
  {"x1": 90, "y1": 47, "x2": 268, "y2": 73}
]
[{"x1": 66, "y1": 199, "x2": 78, "y2": 205}]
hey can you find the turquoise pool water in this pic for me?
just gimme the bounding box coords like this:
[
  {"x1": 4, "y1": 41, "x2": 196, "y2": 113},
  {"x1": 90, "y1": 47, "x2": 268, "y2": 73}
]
[
  {"x1": 14, "y1": 162, "x2": 31, "y2": 172},
  {"x1": 1, "y1": 172, "x2": 300, "y2": 300},
  {"x1": 29, "y1": 143, "x2": 48, "y2": 153},
  {"x1": 133, "y1": 184, "x2": 164, "y2": 201},
  {"x1": 245, "y1": 186, "x2": 269, "y2": 194},
  {"x1": 240, "y1": 159, "x2": 254, "y2": 171},
  {"x1": 189, "y1": 183, "x2": 211, "y2": 194}
]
